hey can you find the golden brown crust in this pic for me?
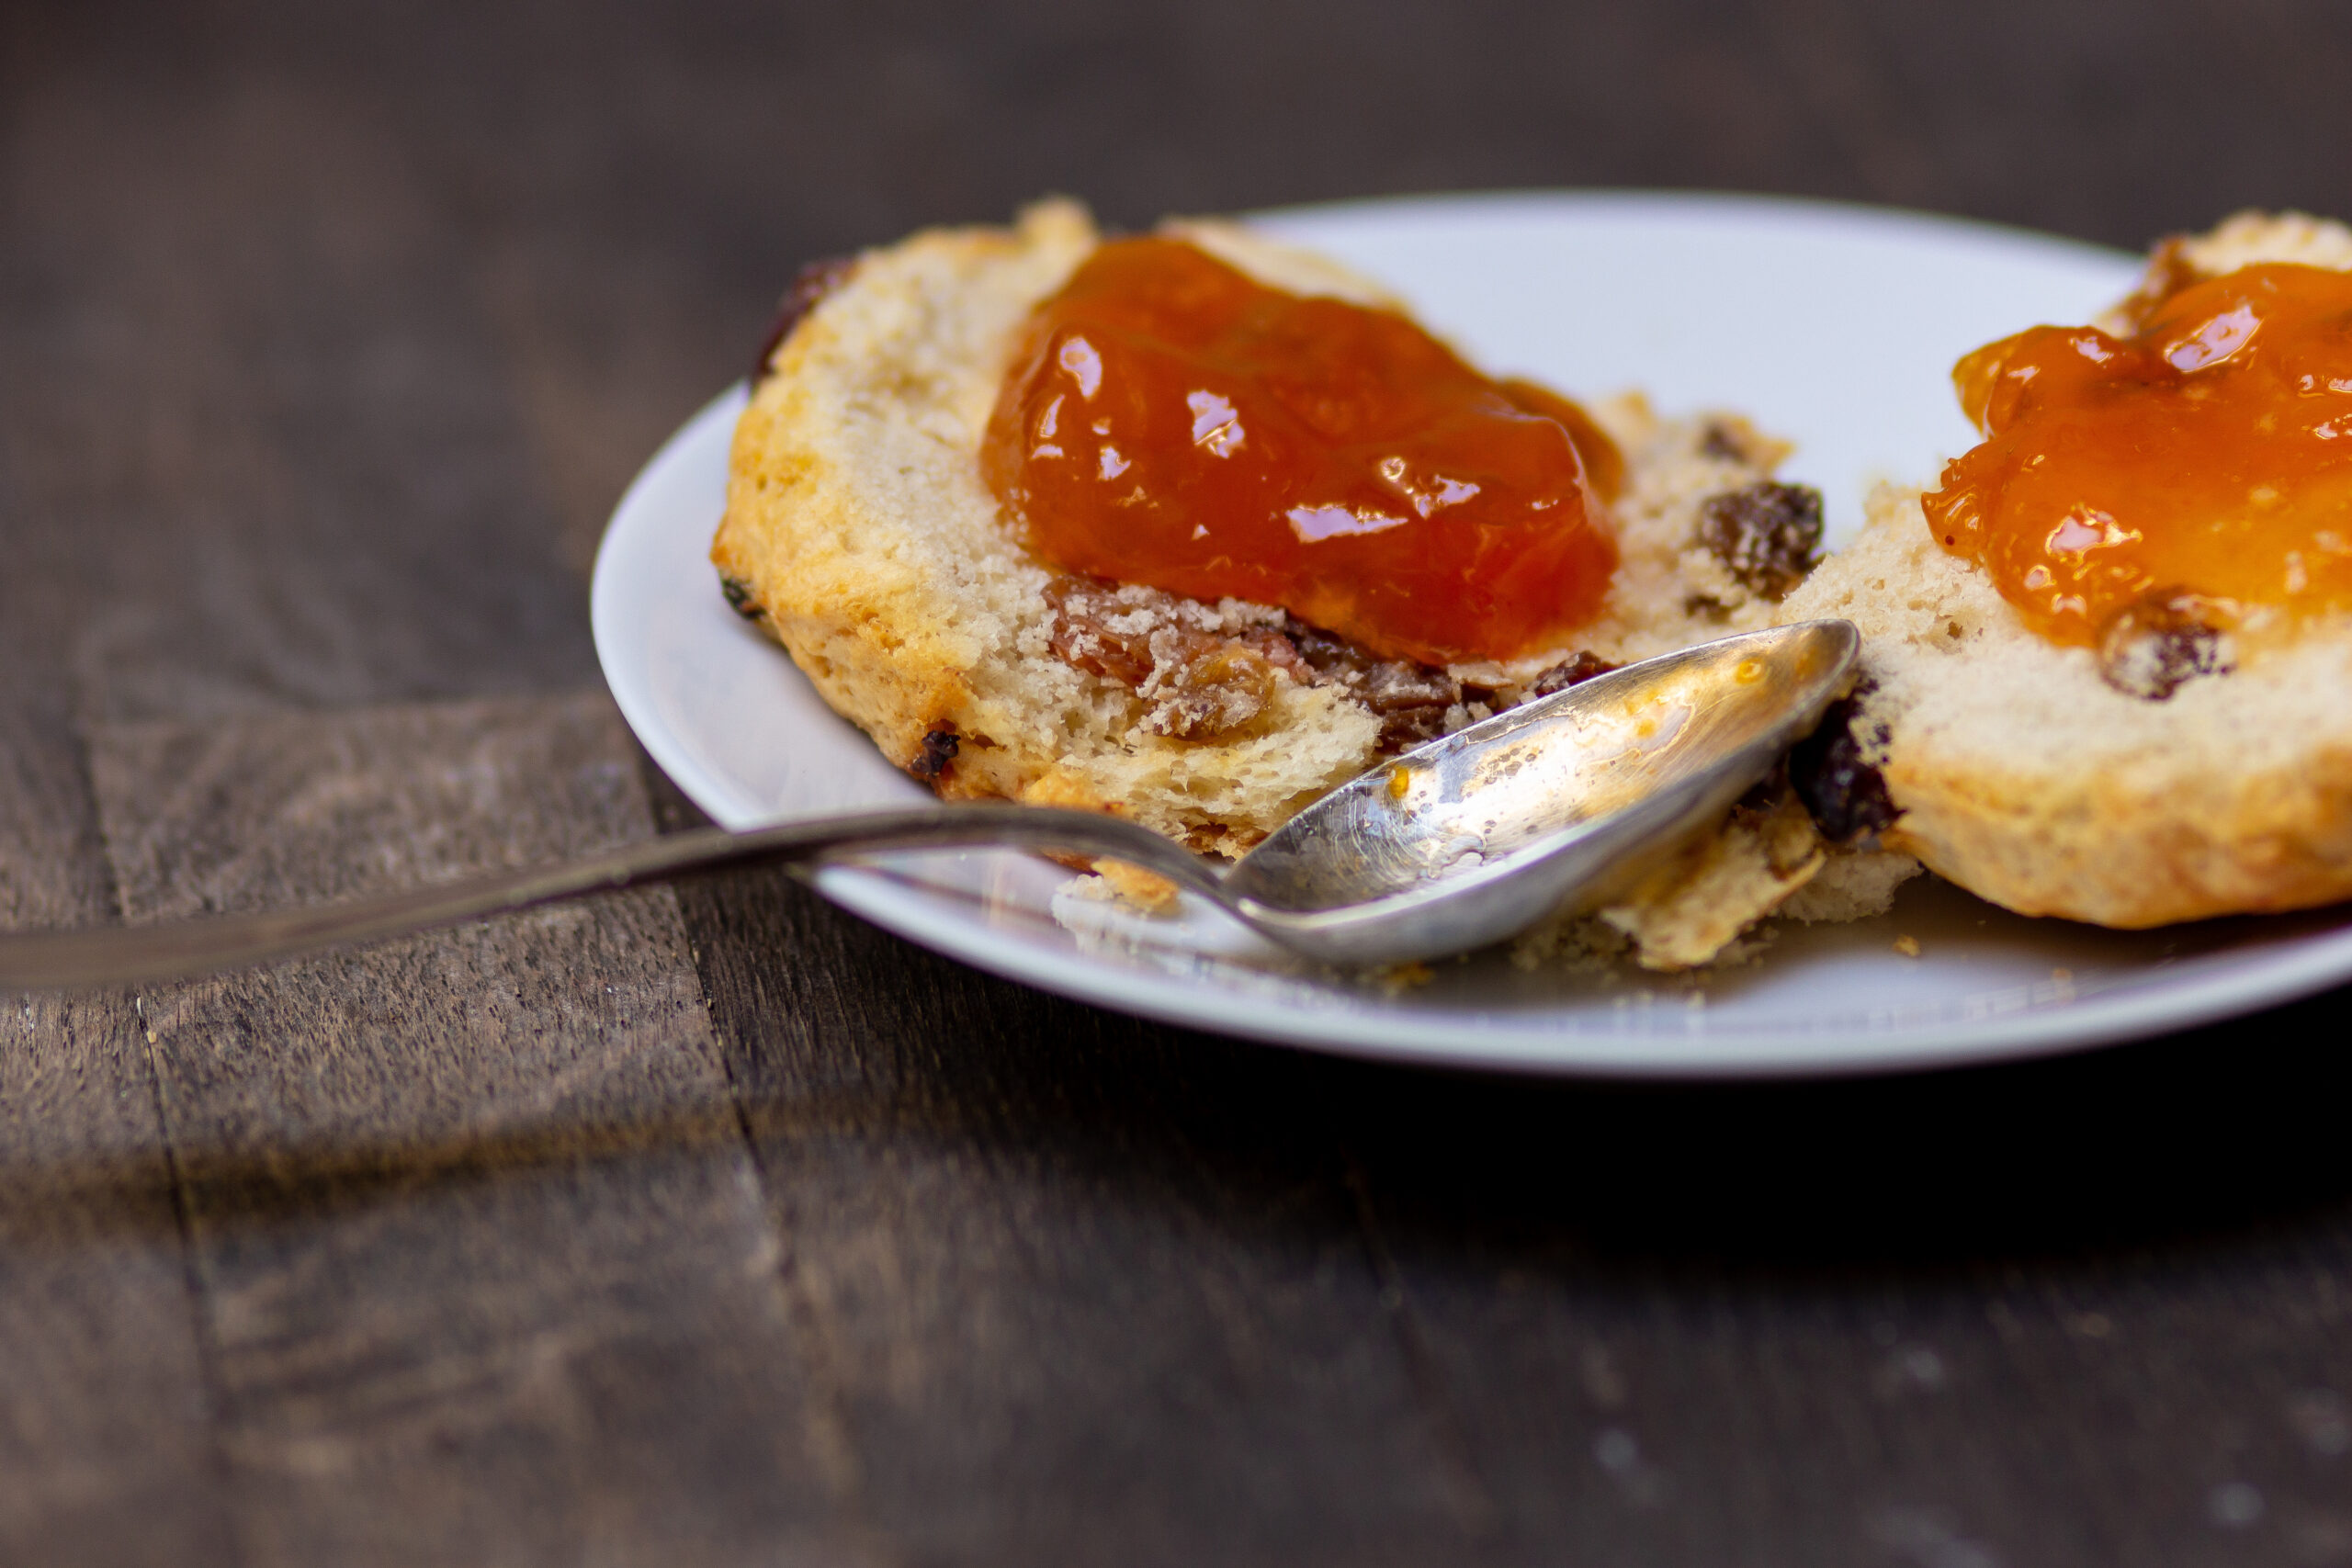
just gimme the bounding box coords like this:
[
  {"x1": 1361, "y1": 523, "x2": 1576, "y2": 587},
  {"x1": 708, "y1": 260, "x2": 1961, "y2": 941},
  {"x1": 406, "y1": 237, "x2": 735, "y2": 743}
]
[{"x1": 1884, "y1": 742, "x2": 2352, "y2": 927}]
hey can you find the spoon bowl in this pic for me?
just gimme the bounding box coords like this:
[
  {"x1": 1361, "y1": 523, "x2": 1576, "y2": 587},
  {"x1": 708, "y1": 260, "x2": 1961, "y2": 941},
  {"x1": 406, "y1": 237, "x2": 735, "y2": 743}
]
[
  {"x1": 0, "y1": 622, "x2": 1859, "y2": 989},
  {"x1": 1222, "y1": 619, "x2": 1860, "y2": 962}
]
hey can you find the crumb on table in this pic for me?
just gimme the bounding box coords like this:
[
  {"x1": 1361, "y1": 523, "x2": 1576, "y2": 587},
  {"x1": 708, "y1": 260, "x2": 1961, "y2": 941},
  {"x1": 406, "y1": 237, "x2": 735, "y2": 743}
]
[{"x1": 1096, "y1": 858, "x2": 1182, "y2": 910}]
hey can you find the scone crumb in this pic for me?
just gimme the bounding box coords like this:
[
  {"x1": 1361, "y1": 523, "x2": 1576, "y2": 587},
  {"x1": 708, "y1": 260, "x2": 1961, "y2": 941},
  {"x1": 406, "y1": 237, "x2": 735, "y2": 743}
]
[
  {"x1": 1595, "y1": 791, "x2": 1826, "y2": 970},
  {"x1": 1375, "y1": 961, "x2": 1436, "y2": 993},
  {"x1": 1510, "y1": 914, "x2": 1633, "y2": 974},
  {"x1": 1057, "y1": 872, "x2": 1120, "y2": 904},
  {"x1": 1094, "y1": 858, "x2": 1182, "y2": 911},
  {"x1": 1780, "y1": 846, "x2": 1920, "y2": 922},
  {"x1": 1892, "y1": 934, "x2": 1921, "y2": 958}
]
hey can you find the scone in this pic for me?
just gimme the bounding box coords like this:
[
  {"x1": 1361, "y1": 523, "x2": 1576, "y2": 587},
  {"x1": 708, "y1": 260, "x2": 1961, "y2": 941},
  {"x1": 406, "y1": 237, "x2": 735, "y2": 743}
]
[
  {"x1": 714, "y1": 200, "x2": 1897, "y2": 964},
  {"x1": 1782, "y1": 211, "x2": 2352, "y2": 927}
]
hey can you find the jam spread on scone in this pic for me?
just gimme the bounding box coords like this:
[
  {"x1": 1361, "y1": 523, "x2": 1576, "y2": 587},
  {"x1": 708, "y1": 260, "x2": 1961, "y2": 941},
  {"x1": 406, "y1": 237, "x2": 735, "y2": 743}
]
[
  {"x1": 1925, "y1": 261, "x2": 2352, "y2": 653},
  {"x1": 980, "y1": 236, "x2": 1623, "y2": 667}
]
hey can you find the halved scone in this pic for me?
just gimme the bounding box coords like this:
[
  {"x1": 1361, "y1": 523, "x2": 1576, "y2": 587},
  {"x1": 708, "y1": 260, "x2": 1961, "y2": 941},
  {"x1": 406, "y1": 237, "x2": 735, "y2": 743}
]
[
  {"x1": 1781, "y1": 211, "x2": 2352, "y2": 927},
  {"x1": 714, "y1": 200, "x2": 1904, "y2": 964}
]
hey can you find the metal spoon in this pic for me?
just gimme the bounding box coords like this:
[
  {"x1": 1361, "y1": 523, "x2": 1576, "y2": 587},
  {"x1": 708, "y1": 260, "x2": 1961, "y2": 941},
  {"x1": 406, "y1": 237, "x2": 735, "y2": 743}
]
[{"x1": 0, "y1": 621, "x2": 1858, "y2": 989}]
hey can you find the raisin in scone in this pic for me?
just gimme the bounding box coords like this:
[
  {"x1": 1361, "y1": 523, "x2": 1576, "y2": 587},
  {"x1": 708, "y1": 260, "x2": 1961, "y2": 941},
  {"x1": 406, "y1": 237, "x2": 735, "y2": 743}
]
[
  {"x1": 714, "y1": 200, "x2": 1894, "y2": 965},
  {"x1": 1781, "y1": 211, "x2": 2352, "y2": 927}
]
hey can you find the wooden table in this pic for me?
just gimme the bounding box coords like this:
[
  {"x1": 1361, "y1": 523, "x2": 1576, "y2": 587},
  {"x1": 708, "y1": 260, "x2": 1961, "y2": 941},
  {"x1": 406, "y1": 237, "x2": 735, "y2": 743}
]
[{"x1": 5, "y1": 2, "x2": 2350, "y2": 1562}]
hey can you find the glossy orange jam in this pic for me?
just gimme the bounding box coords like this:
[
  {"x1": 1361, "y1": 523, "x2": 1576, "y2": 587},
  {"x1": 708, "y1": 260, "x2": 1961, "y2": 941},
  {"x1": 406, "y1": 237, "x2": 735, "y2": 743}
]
[
  {"x1": 979, "y1": 237, "x2": 1622, "y2": 667},
  {"x1": 1923, "y1": 261, "x2": 2352, "y2": 645}
]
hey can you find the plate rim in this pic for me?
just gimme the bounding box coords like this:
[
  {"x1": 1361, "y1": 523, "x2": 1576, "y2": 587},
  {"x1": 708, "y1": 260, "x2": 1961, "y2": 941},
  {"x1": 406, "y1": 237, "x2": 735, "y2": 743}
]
[{"x1": 593, "y1": 187, "x2": 2352, "y2": 1078}]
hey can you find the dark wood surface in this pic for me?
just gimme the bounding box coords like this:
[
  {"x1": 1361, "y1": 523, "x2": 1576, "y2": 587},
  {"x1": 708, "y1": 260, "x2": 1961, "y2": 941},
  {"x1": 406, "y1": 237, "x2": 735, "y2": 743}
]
[{"x1": 4, "y1": 2, "x2": 2351, "y2": 1562}]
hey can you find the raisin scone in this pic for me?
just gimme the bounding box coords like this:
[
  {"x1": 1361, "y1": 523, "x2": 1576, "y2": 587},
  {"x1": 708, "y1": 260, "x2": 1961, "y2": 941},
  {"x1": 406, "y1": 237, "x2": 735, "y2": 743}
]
[
  {"x1": 1781, "y1": 211, "x2": 2352, "y2": 927},
  {"x1": 714, "y1": 200, "x2": 1902, "y2": 965}
]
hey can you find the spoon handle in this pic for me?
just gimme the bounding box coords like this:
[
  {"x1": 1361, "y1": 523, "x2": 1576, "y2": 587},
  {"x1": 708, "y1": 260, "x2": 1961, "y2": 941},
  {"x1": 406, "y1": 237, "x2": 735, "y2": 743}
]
[{"x1": 0, "y1": 806, "x2": 1220, "y2": 992}]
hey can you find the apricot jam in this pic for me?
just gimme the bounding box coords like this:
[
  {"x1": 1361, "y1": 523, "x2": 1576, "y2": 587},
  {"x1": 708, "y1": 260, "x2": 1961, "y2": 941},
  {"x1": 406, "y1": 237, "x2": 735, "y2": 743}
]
[
  {"x1": 979, "y1": 237, "x2": 1621, "y2": 668},
  {"x1": 1923, "y1": 261, "x2": 2352, "y2": 646}
]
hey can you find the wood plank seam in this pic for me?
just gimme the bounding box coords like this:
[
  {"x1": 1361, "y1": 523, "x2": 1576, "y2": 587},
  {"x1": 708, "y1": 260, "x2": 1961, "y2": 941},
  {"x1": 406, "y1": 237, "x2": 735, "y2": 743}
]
[
  {"x1": 0, "y1": 703, "x2": 243, "y2": 1563},
  {"x1": 125, "y1": 985, "x2": 253, "y2": 1567},
  {"x1": 90, "y1": 708, "x2": 251, "y2": 1545},
  {"x1": 635, "y1": 755, "x2": 903, "y2": 1568}
]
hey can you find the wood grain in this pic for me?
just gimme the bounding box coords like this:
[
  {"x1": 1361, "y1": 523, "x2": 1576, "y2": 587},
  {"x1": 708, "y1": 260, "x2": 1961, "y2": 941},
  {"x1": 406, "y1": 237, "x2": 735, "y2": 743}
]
[
  {"x1": 88, "y1": 694, "x2": 859, "y2": 1566},
  {"x1": 0, "y1": 595, "x2": 227, "y2": 1562},
  {"x1": 1328, "y1": 1033, "x2": 2352, "y2": 1565},
  {"x1": 0, "y1": 17, "x2": 597, "y2": 728},
  {"x1": 657, "y1": 829, "x2": 1485, "y2": 1566},
  {"x1": 0, "y1": 824, "x2": 232, "y2": 1564}
]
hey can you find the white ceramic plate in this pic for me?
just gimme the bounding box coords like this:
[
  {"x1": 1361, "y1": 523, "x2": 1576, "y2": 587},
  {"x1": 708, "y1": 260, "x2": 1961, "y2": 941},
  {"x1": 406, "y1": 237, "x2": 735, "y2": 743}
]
[{"x1": 592, "y1": 190, "x2": 2352, "y2": 1077}]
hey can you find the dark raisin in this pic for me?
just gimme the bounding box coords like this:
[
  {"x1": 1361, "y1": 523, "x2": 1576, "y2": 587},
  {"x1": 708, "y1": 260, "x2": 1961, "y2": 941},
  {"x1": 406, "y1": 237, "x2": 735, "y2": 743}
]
[
  {"x1": 1043, "y1": 576, "x2": 1157, "y2": 687},
  {"x1": 1733, "y1": 758, "x2": 1789, "y2": 816},
  {"x1": 1361, "y1": 661, "x2": 1457, "y2": 713},
  {"x1": 2097, "y1": 590, "x2": 2235, "y2": 701},
  {"x1": 908, "y1": 723, "x2": 960, "y2": 781},
  {"x1": 1149, "y1": 647, "x2": 1277, "y2": 740},
  {"x1": 1526, "y1": 650, "x2": 1619, "y2": 698},
  {"x1": 718, "y1": 574, "x2": 764, "y2": 621},
  {"x1": 1700, "y1": 420, "x2": 1750, "y2": 462},
  {"x1": 1788, "y1": 689, "x2": 1900, "y2": 844},
  {"x1": 1279, "y1": 615, "x2": 1367, "y2": 682},
  {"x1": 750, "y1": 255, "x2": 857, "y2": 387},
  {"x1": 1236, "y1": 624, "x2": 1311, "y2": 681},
  {"x1": 1044, "y1": 591, "x2": 1476, "y2": 750},
  {"x1": 1264, "y1": 615, "x2": 1461, "y2": 746},
  {"x1": 1374, "y1": 705, "x2": 1452, "y2": 751},
  {"x1": 1358, "y1": 660, "x2": 1460, "y2": 751},
  {"x1": 1697, "y1": 482, "x2": 1825, "y2": 602}
]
